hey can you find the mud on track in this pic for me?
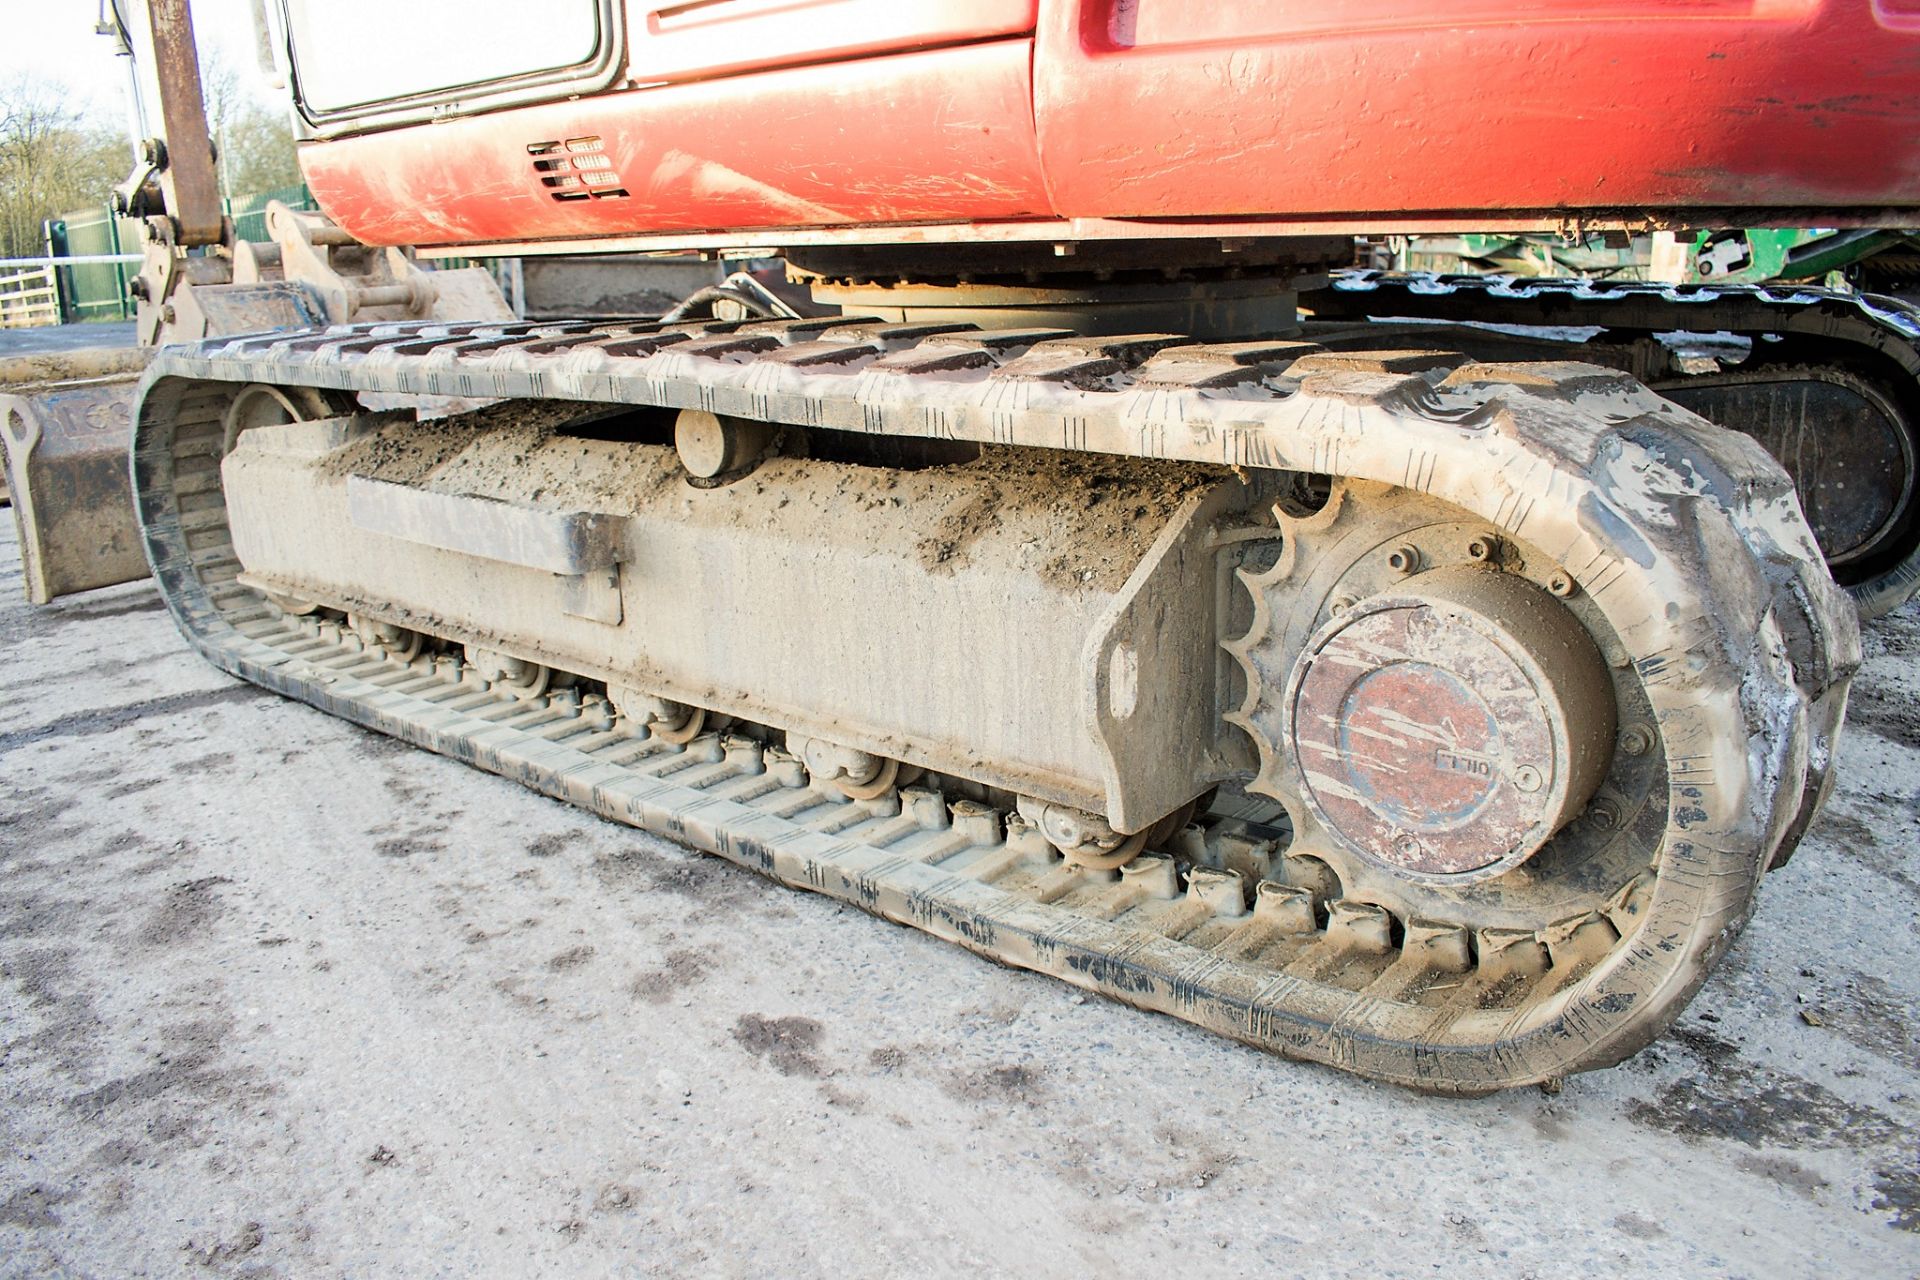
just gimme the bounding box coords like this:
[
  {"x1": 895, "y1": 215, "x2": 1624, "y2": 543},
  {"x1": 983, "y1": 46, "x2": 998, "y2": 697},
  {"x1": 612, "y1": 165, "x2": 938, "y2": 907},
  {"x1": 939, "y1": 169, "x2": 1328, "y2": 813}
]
[{"x1": 1, "y1": 516, "x2": 1916, "y2": 1278}]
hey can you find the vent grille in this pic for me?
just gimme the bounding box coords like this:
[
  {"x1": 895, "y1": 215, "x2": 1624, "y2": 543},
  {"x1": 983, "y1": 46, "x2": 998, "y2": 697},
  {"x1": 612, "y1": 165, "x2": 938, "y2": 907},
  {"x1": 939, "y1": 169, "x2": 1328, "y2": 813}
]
[{"x1": 527, "y1": 137, "x2": 628, "y2": 201}]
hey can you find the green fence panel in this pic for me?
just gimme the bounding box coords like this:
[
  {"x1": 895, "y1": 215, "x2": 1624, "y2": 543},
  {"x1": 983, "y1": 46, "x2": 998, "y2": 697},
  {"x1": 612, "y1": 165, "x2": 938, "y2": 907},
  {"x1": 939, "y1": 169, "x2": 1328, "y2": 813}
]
[
  {"x1": 225, "y1": 184, "x2": 318, "y2": 244},
  {"x1": 46, "y1": 206, "x2": 144, "y2": 322}
]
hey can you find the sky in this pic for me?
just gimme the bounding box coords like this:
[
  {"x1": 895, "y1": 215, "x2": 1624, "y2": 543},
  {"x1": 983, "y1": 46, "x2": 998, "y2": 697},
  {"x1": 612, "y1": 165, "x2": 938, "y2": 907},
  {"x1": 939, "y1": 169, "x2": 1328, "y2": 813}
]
[{"x1": 0, "y1": 0, "x2": 286, "y2": 132}]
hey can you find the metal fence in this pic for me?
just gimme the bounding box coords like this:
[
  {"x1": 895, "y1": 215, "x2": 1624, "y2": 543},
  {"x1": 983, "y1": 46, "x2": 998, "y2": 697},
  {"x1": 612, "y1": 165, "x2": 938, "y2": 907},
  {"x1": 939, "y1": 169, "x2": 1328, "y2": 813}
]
[
  {"x1": 0, "y1": 263, "x2": 63, "y2": 328},
  {"x1": 225, "y1": 183, "x2": 319, "y2": 244},
  {"x1": 45, "y1": 207, "x2": 144, "y2": 322}
]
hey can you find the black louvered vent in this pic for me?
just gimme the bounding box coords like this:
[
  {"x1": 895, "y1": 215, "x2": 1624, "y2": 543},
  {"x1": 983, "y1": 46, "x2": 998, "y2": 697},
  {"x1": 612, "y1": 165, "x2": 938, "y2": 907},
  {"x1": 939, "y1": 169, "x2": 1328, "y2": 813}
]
[{"x1": 527, "y1": 137, "x2": 628, "y2": 201}]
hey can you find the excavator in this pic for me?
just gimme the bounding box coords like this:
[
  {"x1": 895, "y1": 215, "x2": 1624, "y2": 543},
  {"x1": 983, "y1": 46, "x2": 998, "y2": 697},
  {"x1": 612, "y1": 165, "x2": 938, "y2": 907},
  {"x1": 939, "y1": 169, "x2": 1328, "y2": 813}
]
[{"x1": 11, "y1": 0, "x2": 1920, "y2": 1093}]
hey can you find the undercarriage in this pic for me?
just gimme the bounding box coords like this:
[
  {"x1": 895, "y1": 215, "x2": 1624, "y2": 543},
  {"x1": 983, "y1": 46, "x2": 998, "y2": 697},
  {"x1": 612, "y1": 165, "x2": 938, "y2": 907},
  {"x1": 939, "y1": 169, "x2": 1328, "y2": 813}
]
[{"x1": 129, "y1": 287, "x2": 1861, "y2": 1091}]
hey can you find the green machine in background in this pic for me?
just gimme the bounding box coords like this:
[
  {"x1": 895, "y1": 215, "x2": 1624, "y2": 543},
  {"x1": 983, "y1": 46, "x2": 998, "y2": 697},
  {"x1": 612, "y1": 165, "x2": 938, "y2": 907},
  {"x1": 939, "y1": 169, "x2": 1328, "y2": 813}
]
[
  {"x1": 1391, "y1": 228, "x2": 1920, "y2": 296},
  {"x1": 1685, "y1": 228, "x2": 1920, "y2": 293}
]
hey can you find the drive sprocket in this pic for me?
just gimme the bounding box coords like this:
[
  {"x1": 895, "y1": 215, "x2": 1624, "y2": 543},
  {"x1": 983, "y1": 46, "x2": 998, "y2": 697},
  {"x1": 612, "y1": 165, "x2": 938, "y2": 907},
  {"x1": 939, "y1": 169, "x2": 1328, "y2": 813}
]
[{"x1": 1227, "y1": 481, "x2": 1672, "y2": 947}]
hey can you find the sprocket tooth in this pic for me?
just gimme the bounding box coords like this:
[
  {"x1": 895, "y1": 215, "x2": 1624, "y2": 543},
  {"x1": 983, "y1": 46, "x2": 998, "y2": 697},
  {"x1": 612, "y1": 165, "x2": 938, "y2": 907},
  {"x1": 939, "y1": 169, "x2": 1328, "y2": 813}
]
[{"x1": 1221, "y1": 481, "x2": 1369, "y2": 805}]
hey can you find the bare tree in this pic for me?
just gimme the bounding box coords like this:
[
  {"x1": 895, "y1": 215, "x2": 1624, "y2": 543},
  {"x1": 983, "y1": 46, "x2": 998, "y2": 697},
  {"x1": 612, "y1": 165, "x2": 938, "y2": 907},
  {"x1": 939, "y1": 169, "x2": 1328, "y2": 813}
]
[
  {"x1": 0, "y1": 49, "x2": 299, "y2": 263},
  {"x1": 0, "y1": 75, "x2": 126, "y2": 258},
  {"x1": 199, "y1": 47, "x2": 301, "y2": 199},
  {"x1": 218, "y1": 106, "x2": 300, "y2": 196}
]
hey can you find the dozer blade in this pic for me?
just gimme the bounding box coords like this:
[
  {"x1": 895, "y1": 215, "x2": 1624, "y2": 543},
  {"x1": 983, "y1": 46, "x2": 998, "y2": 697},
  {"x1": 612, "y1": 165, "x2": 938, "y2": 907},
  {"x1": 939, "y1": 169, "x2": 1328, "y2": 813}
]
[{"x1": 0, "y1": 349, "x2": 154, "y2": 604}]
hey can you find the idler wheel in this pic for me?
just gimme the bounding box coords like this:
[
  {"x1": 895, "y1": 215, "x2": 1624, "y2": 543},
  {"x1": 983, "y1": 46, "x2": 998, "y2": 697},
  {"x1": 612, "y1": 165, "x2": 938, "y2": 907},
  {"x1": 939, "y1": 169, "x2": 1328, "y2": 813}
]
[{"x1": 1282, "y1": 566, "x2": 1615, "y2": 880}]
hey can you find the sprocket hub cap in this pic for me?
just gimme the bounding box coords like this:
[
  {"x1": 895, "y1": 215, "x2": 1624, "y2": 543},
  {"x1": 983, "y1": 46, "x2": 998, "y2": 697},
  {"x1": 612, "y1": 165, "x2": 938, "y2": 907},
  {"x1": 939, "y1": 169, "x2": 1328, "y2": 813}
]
[{"x1": 1284, "y1": 566, "x2": 1615, "y2": 879}]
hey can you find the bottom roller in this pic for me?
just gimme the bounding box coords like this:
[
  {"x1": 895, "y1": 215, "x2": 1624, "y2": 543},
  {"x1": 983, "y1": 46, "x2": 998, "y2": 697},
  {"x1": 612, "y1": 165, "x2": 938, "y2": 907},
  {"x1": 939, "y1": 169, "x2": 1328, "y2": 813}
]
[{"x1": 127, "y1": 318, "x2": 1859, "y2": 1092}]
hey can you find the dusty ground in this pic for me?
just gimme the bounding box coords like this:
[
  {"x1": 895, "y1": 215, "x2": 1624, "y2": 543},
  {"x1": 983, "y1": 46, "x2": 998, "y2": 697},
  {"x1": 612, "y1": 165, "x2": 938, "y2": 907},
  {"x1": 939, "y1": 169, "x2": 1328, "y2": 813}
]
[
  {"x1": 0, "y1": 322, "x2": 136, "y2": 357},
  {"x1": 1, "y1": 528, "x2": 1917, "y2": 1278}
]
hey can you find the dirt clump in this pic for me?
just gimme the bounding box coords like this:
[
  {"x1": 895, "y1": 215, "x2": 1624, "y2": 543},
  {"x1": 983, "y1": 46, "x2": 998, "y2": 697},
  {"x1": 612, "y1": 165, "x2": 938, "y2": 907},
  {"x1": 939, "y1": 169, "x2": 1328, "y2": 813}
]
[{"x1": 731, "y1": 1014, "x2": 825, "y2": 1077}]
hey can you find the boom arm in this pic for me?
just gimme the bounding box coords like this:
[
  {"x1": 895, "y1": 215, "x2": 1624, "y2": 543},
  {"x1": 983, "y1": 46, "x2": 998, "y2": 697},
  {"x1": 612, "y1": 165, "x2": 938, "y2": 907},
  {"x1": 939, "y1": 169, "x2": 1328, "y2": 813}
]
[{"x1": 106, "y1": 0, "x2": 223, "y2": 247}]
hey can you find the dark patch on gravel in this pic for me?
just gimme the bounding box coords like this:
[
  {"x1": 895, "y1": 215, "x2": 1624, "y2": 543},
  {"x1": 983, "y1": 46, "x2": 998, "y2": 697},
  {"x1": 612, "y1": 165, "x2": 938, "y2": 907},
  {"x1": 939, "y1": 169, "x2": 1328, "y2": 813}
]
[
  {"x1": 1841, "y1": 681, "x2": 1920, "y2": 745},
  {"x1": 626, "y1": 855, "x2": 775, "y2": 917},
  {"x1": 0, "y1": 653, "x2": 148, "y2": 698},
  {"x1": 64, "y1": 1014, "x2": 269, "y2": 1143},
  {"x1": 0, "y1": 933, "x2": 103, "y2": 1074},
  {"x1": 348, "y1": 730, "x2": 414, "y2": 761},
  {"x1": 374, "y1": 830, "x2": 446, "y2": 859},
  {"x1": 186, "y1": 1219, "x2": 265, "y2": 1266},
  {"x1": 24, "y1": 593, "x2": 168, "y2": 633},
  {"x1": 1667, "y1": 1026, "x2": 1742, "y2": 1067},
  {"x1": 1735, "y1": 1153, "x2": 1829, "y2": 1199},
  {"x1": 1611, "y1": 1212, "x2": 1665, "y2": 1240},
  {"x1": 1873, "y1": 1166, "x2": 1919, "y2": 1232},
  {"x1": 1814, "y1": 805, "x2": 1920, "y2": 897},
  {"x1": 732, "y1": 1014, "x2": 824, "y2": 1077},
  {"x1": 629, "y1": 948, "x2": 711, "y2": 1004},
  {"x1": 0, "y1": 588, "x2": 165, "y2": 649},
  {"x1": 526, "y1": 832, "x2": 583, "y2": 859},
  {"x1": 1861, "y1": 608, "x2": 1920, "y2": 661},
  {"x1": 867, "y1": 1045, "x2": 911, "y2": 1073},
  {"x1": 3, "y1": 943, "x2": 77, "y2": 1005},
  {"x1": 943, "y1": 1062, "x2": 1046, "y2": 1106},
  {"x1": 1796, "y1": 971, "x2": 1920, "y2": 1069},
  {"x1": 1630, "y1": 1030, "x2": 1907, "y2": 1151},
  {"x1": 0, "y1": 685, "x2": 260, "y2": 759},
  {"x1": 137, "y1": 877, "x2": 232, "y2": 948},
  {"x1": 90, "y1": 1138, "x2": 145, "y2": 1168},
  {"x1": 1814, "y1": 808, "x2": 1879, "y2": 849},
  {"x1": 0, "y1": 788, "x2": 89, "y2": 858},
  {"x1": 0, "y1": 1182, "x2": 73, "y2": 1229},
  {"x1": 546, "y1": 944, "x2": 595, "y2": 971},
  {"x1": 0, "y1": 886, "x2": 85, "y2": 944},
  {"x1": 642, "y1": 857, "x2": 747, "y2": 899}
]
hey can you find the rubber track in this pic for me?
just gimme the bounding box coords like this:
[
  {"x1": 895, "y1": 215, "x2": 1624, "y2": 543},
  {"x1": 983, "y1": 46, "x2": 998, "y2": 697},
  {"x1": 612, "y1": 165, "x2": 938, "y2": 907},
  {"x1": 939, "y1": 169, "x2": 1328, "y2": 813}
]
[
  {"x1": 1315, "y1": 270, "x2": 1920, "y2": 616},
  {"x1": 1319, "y1": 271, "x2": 1920, "y2": 374},
  {"x1": 131, "y1": 318, "x2": 1859, "y2": 1091}
]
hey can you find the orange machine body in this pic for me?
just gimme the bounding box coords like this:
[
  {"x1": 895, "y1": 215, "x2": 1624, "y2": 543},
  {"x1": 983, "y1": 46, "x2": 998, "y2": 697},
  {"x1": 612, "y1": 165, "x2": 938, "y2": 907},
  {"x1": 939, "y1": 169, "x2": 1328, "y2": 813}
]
[{"x1": 294, "y1": 0, "x2": 1920, "y2": 252}]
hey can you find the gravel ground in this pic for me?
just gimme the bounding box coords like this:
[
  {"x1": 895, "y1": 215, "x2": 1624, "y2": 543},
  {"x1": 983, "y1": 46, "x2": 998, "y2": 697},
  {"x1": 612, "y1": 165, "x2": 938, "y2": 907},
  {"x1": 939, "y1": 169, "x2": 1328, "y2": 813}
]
[
  {"x1": 1, "y1": 514, "x2": 1916, "y2": 1279},
  {"x1": 0, "y1": 323, "x2": 137, "y2": 357}
]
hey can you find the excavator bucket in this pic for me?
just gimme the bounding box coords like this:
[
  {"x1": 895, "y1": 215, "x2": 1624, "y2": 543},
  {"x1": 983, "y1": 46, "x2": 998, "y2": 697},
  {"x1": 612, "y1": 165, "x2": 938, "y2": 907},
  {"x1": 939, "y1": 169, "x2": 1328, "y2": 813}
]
[
  {"x1": 0, "y1": 197, "x2": 517, "y2": 606},
  {"x1": 0, "y1": 349, "x2": 154, "y2": 604}
]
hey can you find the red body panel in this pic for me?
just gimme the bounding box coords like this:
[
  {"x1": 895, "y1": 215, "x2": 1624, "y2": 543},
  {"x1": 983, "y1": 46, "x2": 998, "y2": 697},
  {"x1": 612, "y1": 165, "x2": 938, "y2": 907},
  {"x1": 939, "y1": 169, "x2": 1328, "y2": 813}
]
[
  {"x1": 301, "y1": 0, "x2": 1920, "y2": 250},
  {"x1": 1034, "y1": 0, "x2": 1920, "y2": 216},
  {"x1": 302, "y1": 42, "x2": 1051, "y2": 247}
]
